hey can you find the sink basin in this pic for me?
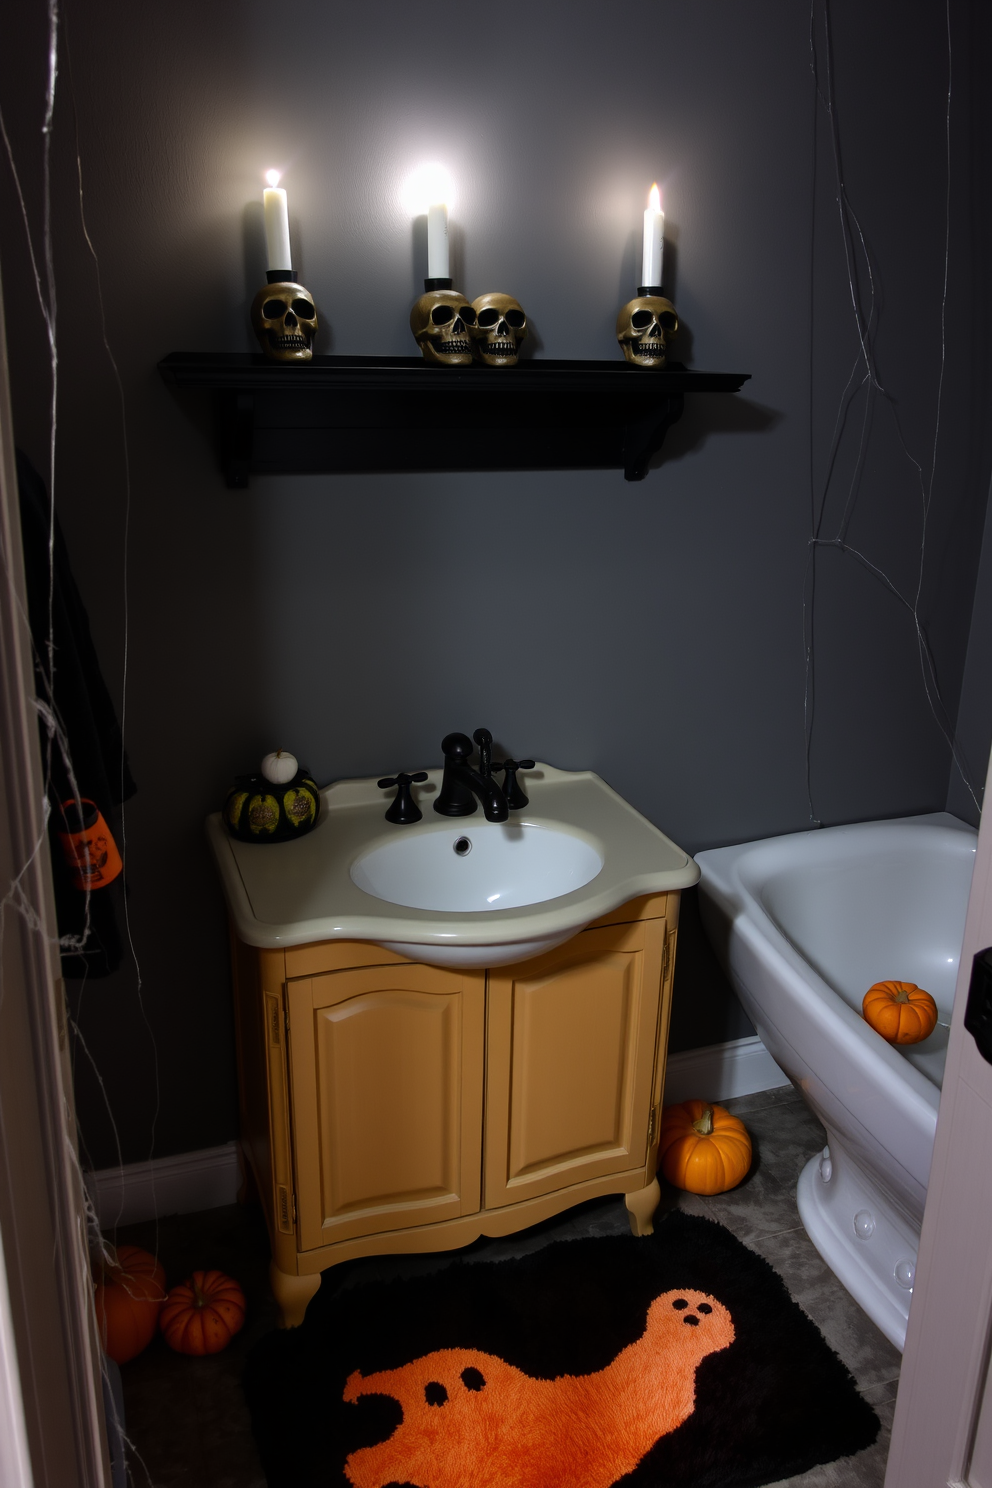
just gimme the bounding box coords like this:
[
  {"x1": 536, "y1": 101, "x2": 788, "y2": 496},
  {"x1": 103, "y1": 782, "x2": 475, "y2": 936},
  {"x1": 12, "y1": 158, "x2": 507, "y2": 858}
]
[
  {"x1": 207, "y1": 762, "x2": 699, "y2": 968},
  {"x1": 351, "y1": 822, "x2": 603, "y2": 912}
]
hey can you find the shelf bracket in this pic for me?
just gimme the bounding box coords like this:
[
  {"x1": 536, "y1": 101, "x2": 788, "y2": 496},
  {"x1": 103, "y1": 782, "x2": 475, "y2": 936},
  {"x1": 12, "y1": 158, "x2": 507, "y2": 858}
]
[
  {"x1": 218, "y1": 391, "x2": 255, "y2": 489},
  {"x1": 622, "y1": 393, "x2": 684, "y2": 482}
]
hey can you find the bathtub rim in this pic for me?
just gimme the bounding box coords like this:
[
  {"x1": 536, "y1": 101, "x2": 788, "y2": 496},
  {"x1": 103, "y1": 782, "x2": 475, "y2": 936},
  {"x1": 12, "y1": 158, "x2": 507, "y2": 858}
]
[{"x1": 694, "y1": 811, "x2": 977, "y2": 1112}]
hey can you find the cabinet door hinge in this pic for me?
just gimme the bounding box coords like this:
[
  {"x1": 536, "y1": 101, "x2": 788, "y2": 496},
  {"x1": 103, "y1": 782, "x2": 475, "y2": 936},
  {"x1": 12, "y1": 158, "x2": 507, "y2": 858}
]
[
  {"x1": 277, "y1": 1183, "x2": 296, "y2": 1233},
  {"x1": 647, "y1": 1102, "x2": 661, "y2": 1146},
  {"x1": 662, "y1": 933, "x2": 671, "y2": 986}
]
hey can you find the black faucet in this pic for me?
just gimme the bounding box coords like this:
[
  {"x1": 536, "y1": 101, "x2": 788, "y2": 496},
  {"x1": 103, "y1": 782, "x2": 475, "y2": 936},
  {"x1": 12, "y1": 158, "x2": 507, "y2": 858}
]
[
  {"x1": 492, "y1": 756, "x2": 536, "y2": 809},
  {"x1": 473, "y1": 727, "x2": 493, "y2": 782},
  {"x1": 433, "y1": 731, "x2": 509, "y2": 821}
]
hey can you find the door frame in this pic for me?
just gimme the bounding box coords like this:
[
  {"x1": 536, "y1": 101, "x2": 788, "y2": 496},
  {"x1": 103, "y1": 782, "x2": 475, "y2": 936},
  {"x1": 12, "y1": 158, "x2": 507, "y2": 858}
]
[
  {"x1": 885, "y1": 748, "x2": 992, "y2": 1487},
  {"x1": 0, "y1": 262, "x2": 111, "y2": 1484}
]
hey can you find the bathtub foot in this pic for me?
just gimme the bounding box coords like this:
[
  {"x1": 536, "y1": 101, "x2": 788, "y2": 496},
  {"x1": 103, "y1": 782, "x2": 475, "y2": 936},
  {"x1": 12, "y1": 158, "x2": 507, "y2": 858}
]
[
  {"x1": 625, "y1": 1178, "x2": 661, "y2": 1236},
  {"x1": 796, "y1": 1145, "x2": 918, "y2": 1353}
]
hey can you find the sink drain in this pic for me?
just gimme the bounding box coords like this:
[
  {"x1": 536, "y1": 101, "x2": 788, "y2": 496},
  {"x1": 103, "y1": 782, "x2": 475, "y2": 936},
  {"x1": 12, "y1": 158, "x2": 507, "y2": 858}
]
[{"x1": 453, "y1": 836, "x2": 472, "y2": 856}]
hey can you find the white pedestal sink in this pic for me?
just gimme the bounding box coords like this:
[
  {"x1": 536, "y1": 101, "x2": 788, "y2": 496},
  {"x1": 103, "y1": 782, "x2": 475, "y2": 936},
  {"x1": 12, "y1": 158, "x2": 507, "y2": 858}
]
[
  {"x1": 207, "y1": 763, "x2": 698, "y2": 968},
  {"x1": 352, "y1": 820, "x2": 604, "y2": 910},
  {"x1": 351, "y1": 820, "x2": 606, "y2": 964}
]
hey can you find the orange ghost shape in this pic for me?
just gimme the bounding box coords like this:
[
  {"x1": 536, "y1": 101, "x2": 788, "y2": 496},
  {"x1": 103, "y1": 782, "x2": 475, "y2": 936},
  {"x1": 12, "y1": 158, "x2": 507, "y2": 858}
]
[{"x1": 343, "y1": 1287, "x2": 734, "y2": 1488}]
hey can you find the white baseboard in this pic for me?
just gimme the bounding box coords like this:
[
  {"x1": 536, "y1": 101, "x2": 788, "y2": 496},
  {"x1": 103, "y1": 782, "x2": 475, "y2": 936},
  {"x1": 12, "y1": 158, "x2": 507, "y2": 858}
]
[
  {"x1": 84, "y1": 1036, "x2": 787, "y2": 1229},
  {"x1": 85, "y1": 1142, "x2": 241, "y2": 1230},
  {"x1": 663, "y1": 1035, "x2": 790, "y2": 1106}
]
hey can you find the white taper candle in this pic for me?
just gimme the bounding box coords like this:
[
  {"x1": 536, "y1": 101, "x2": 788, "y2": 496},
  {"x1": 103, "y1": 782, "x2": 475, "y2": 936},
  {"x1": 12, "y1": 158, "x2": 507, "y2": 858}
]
[
  {"x1": 263, "y1": 171, "x2": 292, "y2": 272},
  {"x1": 641, "y1": 182, "x2": 664, "y2": 288},
  {"x1": 427, "y1": 201, "x2": 449, "y2": 279}
]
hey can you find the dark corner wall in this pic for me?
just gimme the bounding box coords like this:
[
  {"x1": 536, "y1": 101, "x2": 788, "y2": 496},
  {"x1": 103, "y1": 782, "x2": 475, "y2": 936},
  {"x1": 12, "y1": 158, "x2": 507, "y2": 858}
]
[{"x1": 1, "y1": 0, "x2": 990, "y2": 1167}]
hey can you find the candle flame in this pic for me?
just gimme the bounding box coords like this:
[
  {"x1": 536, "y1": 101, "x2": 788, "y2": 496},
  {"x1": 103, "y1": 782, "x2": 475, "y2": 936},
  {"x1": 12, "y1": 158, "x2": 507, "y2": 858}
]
[
  {"x1": 648, "y1": 182, "x2": 662, "y2": 212},
  {"x1": 265, "y1": 169, "x2": 282, "y2": 188},
  {"x1": 400, "y1": 162, "x2": 456, "y2": 216}
]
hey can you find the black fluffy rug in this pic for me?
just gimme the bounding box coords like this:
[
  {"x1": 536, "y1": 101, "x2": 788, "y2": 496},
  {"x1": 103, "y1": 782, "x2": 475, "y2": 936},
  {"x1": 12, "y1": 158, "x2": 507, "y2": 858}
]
[{"x1": 245, "y1": 1211, "x2": 879, "y2": 1488}]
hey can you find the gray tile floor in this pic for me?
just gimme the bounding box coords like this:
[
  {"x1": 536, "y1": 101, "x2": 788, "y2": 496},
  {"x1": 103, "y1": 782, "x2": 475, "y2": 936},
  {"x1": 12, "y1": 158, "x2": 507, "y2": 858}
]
[
  {"x1": 679, "y1": 1087, "x2": 900, "y2": 1488},
  {"x1": 114, "y1": 1084, "x2": 898, "y2": 1487}
]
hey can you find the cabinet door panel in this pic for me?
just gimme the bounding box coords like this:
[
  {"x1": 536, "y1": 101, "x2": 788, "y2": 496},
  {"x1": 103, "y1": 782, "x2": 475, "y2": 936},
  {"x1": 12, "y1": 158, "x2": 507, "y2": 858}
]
[
  {"x1": 485, "y1": 919, "x2": 665, "y2": 1207},
  {"x1": 288, "y1": 964, "x2": 484, "y2": 1250}
]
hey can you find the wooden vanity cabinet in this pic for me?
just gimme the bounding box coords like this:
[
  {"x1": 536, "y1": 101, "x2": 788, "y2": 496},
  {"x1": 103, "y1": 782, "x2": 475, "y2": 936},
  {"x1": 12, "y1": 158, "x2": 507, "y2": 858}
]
[
  {"x1": 230, "y1": 893, "x2": 679, "y2": 1326},
  {"x1": 484, "y1": 914, "x2": 668, "y2": 1209},
  {"x1": 287, "y1": 961, "x2": 485, "y2": 1250}
]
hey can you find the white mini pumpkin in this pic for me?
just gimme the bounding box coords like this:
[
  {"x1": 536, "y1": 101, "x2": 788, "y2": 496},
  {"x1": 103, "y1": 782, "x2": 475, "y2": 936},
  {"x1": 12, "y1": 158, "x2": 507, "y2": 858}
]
[{"x1": 260, "y1": 749, "x2": 299, "y2": 785}]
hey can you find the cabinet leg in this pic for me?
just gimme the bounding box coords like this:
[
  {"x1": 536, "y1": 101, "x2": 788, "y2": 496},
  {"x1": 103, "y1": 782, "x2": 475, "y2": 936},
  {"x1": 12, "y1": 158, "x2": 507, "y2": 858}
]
[
  {"x1": 625, "y1": 1177, "x2": 661, "y2": 1237},
  {"x1": 269, "y1": 1261, "x2": 321, "y2": 1328}
]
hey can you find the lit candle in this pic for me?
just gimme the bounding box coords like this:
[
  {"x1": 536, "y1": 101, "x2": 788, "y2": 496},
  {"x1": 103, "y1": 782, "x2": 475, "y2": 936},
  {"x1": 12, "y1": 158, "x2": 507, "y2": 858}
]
[
  {"x1": 641, "y1": 182, "x2": 664, "y2": 288},
  {"x1": 263, "y1": 169, "x2": 293, "y2": 273},
  {"x1": 427, "y1": 200, "x2": 449, "y2": 279}
]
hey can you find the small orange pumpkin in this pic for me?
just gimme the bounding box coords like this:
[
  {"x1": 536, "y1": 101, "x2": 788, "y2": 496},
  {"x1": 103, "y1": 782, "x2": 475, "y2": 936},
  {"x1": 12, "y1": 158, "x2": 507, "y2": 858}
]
[
  {"x1": 160, "y1": 1270, "x2": 246, "y2": 1355},
  {"x1": 657, "y1": 1100, "x2": 752, "y2": 1195},
  {"x1": 93, "y1": 1244, "x2": 167, "y2": 1364},
  {"x1": 862, "y1": 981, "x2": 938, "y2": 1044}
]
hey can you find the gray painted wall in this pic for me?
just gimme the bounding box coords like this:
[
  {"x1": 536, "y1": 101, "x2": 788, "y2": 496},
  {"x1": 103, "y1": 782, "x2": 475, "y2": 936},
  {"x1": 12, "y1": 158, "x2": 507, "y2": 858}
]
[{"x1": 1, "y1": 0, "x2": 989, "y2": 1168}]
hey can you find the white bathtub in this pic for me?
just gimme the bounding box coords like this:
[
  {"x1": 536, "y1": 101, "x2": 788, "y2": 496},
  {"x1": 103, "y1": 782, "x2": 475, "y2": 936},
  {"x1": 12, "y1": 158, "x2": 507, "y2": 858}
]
[{"x1": 696, "y1": 812, "x2": 977, "y2": 1351}]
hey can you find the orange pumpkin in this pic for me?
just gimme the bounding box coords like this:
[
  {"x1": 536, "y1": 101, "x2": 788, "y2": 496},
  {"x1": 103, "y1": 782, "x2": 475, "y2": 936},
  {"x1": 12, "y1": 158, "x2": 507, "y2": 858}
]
[
  {"x1": 160, "y1": 1270, "x2": 246, "y2": 1355},
  {"x1": 657, "y1": 1100, "x2": 752, "y2": 1195},
  {"x1": 93, "y1": 1244, "x2": 167, "y2": 1364},
  {"x1": 862, "y1": 981, "x2": 938, "y2": 1044}
]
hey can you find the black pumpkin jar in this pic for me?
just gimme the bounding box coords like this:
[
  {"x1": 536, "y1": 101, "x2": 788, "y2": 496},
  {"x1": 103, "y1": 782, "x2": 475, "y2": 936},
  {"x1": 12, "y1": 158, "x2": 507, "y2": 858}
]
[{"x1": 224, "y1": 768, "x2": 320, "y2": 843}]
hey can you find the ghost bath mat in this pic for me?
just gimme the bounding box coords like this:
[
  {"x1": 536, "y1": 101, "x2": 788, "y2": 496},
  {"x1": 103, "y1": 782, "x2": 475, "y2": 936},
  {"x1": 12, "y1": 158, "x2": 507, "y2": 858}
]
[{"x1": 244, "y1": 1211, "x2": 879, "y2": 1488}]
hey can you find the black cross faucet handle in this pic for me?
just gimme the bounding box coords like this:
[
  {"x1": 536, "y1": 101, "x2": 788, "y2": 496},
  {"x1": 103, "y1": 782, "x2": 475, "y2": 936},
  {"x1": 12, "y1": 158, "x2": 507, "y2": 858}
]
[
  {"x1": 377, "y1": 771, "x2": 429, "y2": 824},
  {"x1": 492, "y1": 758, "x2": 536, "y2": 810}
]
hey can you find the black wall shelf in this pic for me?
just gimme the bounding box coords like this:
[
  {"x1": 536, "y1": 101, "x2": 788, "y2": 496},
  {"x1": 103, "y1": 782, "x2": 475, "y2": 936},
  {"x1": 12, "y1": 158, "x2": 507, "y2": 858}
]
[{"x1": 158, "y1": 353, "x2": 750, "y2": 488}]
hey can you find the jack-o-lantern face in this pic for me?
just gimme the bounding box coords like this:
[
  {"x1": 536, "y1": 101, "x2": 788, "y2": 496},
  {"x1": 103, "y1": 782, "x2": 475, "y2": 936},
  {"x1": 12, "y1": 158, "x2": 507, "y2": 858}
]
[
  {"x1": 251, "y1": 282, "x2": 318, "y2": 363},
  {"x1": 410, "y1": 290, "x2": 477, "y2": 366},
  {"x1": 616, "y1": 295, "x2": 678, "y2": 368}
]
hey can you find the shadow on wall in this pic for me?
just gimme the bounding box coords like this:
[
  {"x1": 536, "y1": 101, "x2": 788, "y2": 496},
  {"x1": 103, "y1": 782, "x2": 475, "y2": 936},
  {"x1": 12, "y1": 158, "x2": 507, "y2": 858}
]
[
  {"x1": 644, "y1": 311, "x2": 781, "y2": 469},
  {"x1": 655, "y1": 389, "x2": 782, "y2": 471},
  {"x1": 668, "y1": 887, "x2": 755, "y2": 1054}
]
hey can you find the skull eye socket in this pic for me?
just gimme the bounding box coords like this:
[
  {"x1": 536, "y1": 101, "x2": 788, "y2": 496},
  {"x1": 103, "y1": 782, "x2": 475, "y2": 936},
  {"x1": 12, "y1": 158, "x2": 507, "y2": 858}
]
[
  {"x1": 659, "y1": 311, "x2": 677, "y2": 330},
  {"x1": 459, "y1": 306, "x2": 477, "y2": 326},
  {"x1": 477, "y1": 307, "x2": 501, "y2": 328},
  {"x1": 262, "y1": 299, "x2": 288, "y2": 319},
  {"x1": 291, "y1": 298, "x2": 314, "y2": 318},
  {"x1": 431, "y1": 305, "x2": 455, "y2": 325},
  {"x1": 631, "y1": 310, "x2": 653, "y2": 329},
  {"x1": 505, "y1": 309, "x2": 525, "y2": 328}
]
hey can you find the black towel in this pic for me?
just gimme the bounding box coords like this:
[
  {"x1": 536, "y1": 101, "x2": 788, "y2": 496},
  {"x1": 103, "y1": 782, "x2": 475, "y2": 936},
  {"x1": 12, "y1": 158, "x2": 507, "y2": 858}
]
[{"x1": 16, "y1": 450, "x2": 135, "y2": 977}]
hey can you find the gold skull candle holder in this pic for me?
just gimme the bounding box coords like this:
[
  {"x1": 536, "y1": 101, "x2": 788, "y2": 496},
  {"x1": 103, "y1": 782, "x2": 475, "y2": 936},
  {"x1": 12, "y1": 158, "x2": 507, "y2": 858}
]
[
  {"x1": 251, "y1": 270, "x2": 318, "y2": 363},
  {"x1": 410, "y1": 277, "x2": 477, "y2": 367},
  {"x1": 616, "y1": 286, "x2": 678, "y2": 369},
  {"x1": 471, "y1": 292, "x2": 528, "y2": 367}
]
